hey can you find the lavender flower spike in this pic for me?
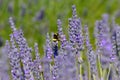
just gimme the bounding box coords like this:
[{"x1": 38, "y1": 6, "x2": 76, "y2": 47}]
[
  {"x1": 8, "y1": 34, "x2": 23, "y2": 80},
  {"x1": 34, "y1": 43, "x2": 40, "y2": 60},
  {"x1": 9, "y1": 17, "x2": 16, "y2": 31},
  {"x1": 72, "y1": 5, "x2": 77, "y2": 19},
  {"x1": 84, "y1": 25, "x2": 97, "y2": 76},
  {"x1": 57, "y1": 19, "x2": 68, "y2": 49},
  {"x1": 9, "y1": 17, "x2": 34, "y2": 80},
  {"x1": 69, "y1": 5, "x2": 84, "y2": 51},
  {"x1": 33, "y1": 43, "x2": 42, "y2": 80},
  {"x1": 44, "y1": 33, "x2": 53, "y2": 59}
]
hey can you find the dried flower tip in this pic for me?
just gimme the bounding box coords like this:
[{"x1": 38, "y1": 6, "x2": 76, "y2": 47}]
[
  {"x1": 72, "y1": 5, "x2": 77, "y2": 19},
  {"x1": 9, "y1": 17, "x2": 16, "y2": 31}
]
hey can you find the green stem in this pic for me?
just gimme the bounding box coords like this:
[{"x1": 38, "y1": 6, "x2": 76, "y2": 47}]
[
  {"x1": 88, "y1": 63, "x2": 91, "y2": 80},
  {"x1": 80, "y1": 65, "x2": 83, "y2": 80},
  {"x1": 93, "y1": 74, "x2": 96, "y2": 80},
  {"x1": 106, "y1": 64, "x2": 112, "y2": 80},
  {"x1": 97, "y1": 54, "x2": 102, "y2": 79},
  {"x1": 41, "y1": 72, "x2": 44, "y2": 80},
  {"x1": 103, "y1": 68, "x2": 107, "y2": 80}
]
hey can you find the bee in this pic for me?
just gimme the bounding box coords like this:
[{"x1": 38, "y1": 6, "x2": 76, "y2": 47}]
[
  {"x1": 52, "y1": 33, "x2": 60, "y2": 42},
  {"x1": 52, "y1": 33, "x2": 59, "y2": 58}
]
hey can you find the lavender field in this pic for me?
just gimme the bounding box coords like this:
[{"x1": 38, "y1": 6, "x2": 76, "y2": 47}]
[{"x1": 0, "y1": 5, "x2": 120, "y2": 80}]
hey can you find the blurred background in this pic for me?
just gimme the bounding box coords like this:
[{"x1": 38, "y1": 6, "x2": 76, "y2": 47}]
[{"x1": 0, "y1": 0, "x2": 120, "y2": 53}]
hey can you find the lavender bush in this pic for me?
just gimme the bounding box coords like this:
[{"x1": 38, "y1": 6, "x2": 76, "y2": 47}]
[{"x1": 3, "y1": 5, "x2": 120, "y2": 80}]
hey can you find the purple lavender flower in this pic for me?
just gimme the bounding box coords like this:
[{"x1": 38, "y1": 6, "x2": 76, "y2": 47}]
[
  {"x1": 68, "y1": 5, "x2": 84, "y2": 51},
  {"x1": 20, "y1": 4, "x2": 26, "y2": 17},
  {"x1": 9, "y1": 17, "x2": 34, "y2": 80},
  {"x1": 110, "y1": 21, "x2": 119, "y2": 62},
  {"x1": 116, "y1": 26, "x2": 120, "y2": 56},
  {"x1": 57, "y1": 19, "x2": 68, "y2": 49},
  {"x1": 95, "y1": 16, "x2": 114, "y2": 68},
  {"x1": 84, "y1": 25, "x2": 97, "y2": 76},
  {"x1": 51, "y1": 57, "x2": 59, "y2": 80},
  {"x1": 111, "y1": 19, "x2": 120, "y2": 79},
  {"x1": 62, "y1": 44, "x2": 78, "y2": 80},
  {"x1": 42, "y1": 33, "x2": 55, "y2": 80},
  {"x1": 35, "y1": 8, "x2": 45, "y2": 21},
  {"x1": 8, "y1": 2, "x2": 13, "y2": 14},
  {"x1": 0, "y1": 42, "x2": 10, "y2": 80},
  {"x1": 6, "y1": 35, "x2": 23, "y2": 80},
  {"x1": 33, "y1": 43, "x2": 42, "y2": 80},
  {"x1": 44, "y1": 33, "x2": 53, "y2": 59},
  {"x1": 42, "y1": 57, "x2": 52, "y2": 80}
]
